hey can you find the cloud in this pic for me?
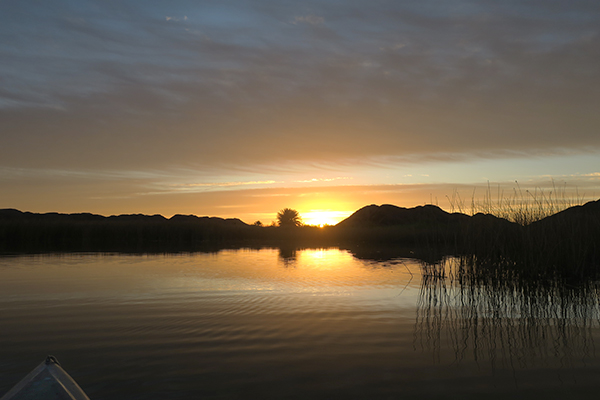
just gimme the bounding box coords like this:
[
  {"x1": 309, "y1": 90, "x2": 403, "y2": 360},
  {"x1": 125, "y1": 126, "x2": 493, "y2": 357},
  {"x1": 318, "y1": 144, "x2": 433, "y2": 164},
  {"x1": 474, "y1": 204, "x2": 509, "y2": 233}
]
[
  {"x1": 0, "y1": 0, "x2": 599, "y2": 175},
  {"x1": 292, "y1": 15, "x2": 325, "y2": 25},
  {"x1": 169, "y1": 180, "x2": 280, "y2": 192},
  {"x1": 293, "y1": 177, "x2": 352, "y2": 183},
  {"x1": 178, "y1": 180, "x2": 278, "y2": 187},
  {"x1": 165, "y1": 16, "x2": 188, "y2": 22}
]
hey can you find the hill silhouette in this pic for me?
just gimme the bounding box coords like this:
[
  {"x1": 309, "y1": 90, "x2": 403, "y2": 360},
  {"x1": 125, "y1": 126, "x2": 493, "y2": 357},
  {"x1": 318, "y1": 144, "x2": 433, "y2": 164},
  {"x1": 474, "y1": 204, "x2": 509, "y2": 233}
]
[
  {"x1": 335, "y1": 204, "x2": 465, "y2": 227},
  {"x1": 0, "y1": 209, "x2": 248, "y2": 226},
  {"x1": 333, "y1": 203, "x2": 520, "y2": 252},
  {"x1": 0, "y1": 209, "x2": 255, "y2": 252},
  {"x1": 523, "y1": 199, "x2": 600, "y2": 274}
]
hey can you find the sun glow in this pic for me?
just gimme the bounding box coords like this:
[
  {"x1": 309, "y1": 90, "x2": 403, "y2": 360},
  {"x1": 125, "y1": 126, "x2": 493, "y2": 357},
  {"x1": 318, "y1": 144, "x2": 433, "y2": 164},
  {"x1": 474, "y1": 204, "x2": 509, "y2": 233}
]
[{"x1": 301, "y1": 210, "x2": 352, "y2": 227}]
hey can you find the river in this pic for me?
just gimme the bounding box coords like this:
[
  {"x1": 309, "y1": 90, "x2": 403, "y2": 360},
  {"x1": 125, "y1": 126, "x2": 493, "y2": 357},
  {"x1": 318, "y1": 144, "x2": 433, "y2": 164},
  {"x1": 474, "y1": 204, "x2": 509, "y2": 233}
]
[{"x1": 1, "y1": 248, "x2": 599, "y2": 399}]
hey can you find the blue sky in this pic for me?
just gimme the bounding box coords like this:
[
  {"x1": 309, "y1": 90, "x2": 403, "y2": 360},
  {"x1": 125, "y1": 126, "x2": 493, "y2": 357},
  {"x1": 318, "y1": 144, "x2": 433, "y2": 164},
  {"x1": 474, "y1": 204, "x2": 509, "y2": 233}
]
[{"x1": 1, "y1": 0, "x2": 599, "y2": 223}]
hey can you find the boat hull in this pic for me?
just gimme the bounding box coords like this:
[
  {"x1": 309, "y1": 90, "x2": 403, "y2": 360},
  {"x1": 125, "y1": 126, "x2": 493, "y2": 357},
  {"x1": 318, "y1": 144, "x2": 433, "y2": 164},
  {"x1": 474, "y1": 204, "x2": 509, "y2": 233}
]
[{"x1": 1, "y1": 356, "x2": 90, "y2": 400}]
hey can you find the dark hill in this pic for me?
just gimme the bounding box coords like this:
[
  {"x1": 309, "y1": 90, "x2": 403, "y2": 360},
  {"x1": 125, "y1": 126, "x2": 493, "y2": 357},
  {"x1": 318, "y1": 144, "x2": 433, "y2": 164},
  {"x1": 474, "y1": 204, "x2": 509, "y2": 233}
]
[
  {"x1": 336, "y1": 203, "x2": 515, "y2": 232},
  {"x1": 335, "y1": 204, "x2": 467, "y2": 227},
  {"x1": 169, "y1": 214, "x2": 247, "y2": 227},
  {"x1": 531, "y1": 198, "x2": 600, "y2": 226},
  {"x1": 0, "y1": 209, "x2": 245, "y2": 226},
  {"x1": 0, "y1": 209, "x2": 254, "y2": 252},
  {"x1": 527, "y1": 198, "x2": 600, "y2": 244},
  {"x1": 106, "y1": 214, "x2": 167, "y2": 222},
  {"x1": 525, "y1": 199, "x2": 600, "y2": 273},
  {"x1": 333, "y1": 203, "x2": 520, "y2": 253}
]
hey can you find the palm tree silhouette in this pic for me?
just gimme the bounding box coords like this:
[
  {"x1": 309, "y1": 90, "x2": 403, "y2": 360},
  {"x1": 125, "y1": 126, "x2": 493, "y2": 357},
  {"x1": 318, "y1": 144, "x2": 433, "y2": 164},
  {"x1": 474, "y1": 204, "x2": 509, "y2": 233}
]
[{"x1": 277, "y1": 208, "x2": 302, "y2": 227}]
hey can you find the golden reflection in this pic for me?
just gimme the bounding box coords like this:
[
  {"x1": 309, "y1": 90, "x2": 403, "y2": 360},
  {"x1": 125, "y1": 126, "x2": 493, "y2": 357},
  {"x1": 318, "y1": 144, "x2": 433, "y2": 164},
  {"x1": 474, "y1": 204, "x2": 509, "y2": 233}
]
[
  {"x1": 296, "y1": 248, "x2": 355, "y2": 271},
  {"x1": 208, "y1": 248, "x2": 414, "y2": 289},
  {"x1": 0, "y1": 250, "x2": 420, "y2": 300}
]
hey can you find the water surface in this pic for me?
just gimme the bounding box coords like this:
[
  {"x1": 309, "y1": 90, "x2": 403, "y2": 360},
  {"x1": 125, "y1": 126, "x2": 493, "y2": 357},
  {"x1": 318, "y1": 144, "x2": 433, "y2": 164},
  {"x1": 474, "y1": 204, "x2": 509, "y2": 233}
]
[{"x1": 0, "y1": 249, "x2": 599, "y2": 399}]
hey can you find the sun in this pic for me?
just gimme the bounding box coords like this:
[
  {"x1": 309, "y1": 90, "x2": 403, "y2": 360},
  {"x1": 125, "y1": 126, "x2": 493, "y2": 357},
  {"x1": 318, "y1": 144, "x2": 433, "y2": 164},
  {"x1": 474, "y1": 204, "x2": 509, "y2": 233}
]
[{"x1": 301, "y1": 210, "x2": 352, "y2": 227}]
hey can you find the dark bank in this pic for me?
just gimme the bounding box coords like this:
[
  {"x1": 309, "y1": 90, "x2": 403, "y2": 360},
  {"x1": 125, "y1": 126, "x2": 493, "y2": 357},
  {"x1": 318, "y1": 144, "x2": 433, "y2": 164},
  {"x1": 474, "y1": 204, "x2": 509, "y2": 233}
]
[{"x1": 1, "y1": 199, "x2": 599, "y2": 281}]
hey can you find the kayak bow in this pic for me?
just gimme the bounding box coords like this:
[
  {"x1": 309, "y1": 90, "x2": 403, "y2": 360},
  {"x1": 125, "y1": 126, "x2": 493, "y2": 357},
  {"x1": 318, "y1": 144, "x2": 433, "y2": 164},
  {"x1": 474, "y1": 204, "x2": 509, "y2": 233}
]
[{"x1": 1, "y1": 356, "x2": 91, "y2": 400}]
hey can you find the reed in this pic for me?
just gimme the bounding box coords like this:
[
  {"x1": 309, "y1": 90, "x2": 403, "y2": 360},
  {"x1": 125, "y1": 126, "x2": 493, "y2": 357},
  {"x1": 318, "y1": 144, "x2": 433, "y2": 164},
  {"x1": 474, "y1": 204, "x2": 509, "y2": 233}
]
[
  {"x1": 415, "y1": 256, "x2": 600, "y2": 370},
  {"x1": 446, "y1": 180, "x2": 587, "y2": 225},
  {"x1": 441, "y1": 182, "x2": 600, "y2": 281}
]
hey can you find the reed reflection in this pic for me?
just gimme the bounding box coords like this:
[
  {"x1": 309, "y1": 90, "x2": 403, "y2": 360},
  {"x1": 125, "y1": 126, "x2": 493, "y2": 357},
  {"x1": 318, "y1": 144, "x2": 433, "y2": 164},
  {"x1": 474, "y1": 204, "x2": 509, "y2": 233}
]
[{"x1": 415, "y1": 257, "x2": 600, "y2": 369}]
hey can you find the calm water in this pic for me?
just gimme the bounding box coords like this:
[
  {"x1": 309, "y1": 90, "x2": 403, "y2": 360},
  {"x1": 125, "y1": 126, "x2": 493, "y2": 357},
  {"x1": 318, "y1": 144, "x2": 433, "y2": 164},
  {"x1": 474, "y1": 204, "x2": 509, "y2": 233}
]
[{"x1": 1, "y1": 248, "x2": 600, "y2": 399}]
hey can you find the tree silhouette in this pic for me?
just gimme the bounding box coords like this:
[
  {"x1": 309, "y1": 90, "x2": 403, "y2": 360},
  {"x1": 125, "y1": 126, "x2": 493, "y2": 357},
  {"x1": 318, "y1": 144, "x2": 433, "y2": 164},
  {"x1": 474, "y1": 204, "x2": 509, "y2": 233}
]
[{"x1": 277, "y1": 208, "x2": 302, "y2": 227}]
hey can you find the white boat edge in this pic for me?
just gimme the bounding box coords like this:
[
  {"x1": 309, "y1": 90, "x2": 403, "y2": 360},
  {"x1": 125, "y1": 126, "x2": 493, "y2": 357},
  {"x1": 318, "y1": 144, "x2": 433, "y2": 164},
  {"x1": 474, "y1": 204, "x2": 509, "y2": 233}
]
[{"x1": 1, "y1": 356, "x2": 91, "y2": 400}]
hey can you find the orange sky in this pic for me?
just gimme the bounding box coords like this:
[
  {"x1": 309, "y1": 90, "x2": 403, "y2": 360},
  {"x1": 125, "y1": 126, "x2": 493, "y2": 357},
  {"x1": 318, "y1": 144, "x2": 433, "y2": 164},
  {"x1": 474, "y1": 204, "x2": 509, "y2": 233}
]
[{"x1": 1, "y1": 174, "x2": 598, "y2": 226}]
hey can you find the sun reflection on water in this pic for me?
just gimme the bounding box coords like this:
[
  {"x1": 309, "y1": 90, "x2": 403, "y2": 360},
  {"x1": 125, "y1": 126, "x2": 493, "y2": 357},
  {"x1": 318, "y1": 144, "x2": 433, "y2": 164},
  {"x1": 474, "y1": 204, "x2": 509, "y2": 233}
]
[{"x1": 297, "y1": 248, "x2": 355, "y2": 271}]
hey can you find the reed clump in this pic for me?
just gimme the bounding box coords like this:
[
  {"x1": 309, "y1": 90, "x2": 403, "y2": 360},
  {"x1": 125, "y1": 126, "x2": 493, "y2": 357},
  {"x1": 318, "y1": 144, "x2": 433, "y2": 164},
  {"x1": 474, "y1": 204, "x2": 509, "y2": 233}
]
[
  {"x1": 446, "y1": 180, "x2": 587, "y2": 225},
  {"x1": 415, "y1": 256, "x2": 600, "y2": 369},
  {"x1": 445, "y1": 182, "x2": 599, "y2": 282}
]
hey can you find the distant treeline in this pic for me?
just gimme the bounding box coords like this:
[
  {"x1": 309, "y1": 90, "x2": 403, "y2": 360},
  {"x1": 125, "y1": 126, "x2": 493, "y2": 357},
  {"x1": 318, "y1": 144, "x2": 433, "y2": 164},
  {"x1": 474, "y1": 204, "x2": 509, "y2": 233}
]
[
  {"x1": 1, "y1": 200, "x2": 600, "y2": 281},
  {"x1": 0, "y1": 209, "x2": 259, "y2": 252},
  {"x1": 0, "y1": 209, "x2": 336, "y2": 253}
]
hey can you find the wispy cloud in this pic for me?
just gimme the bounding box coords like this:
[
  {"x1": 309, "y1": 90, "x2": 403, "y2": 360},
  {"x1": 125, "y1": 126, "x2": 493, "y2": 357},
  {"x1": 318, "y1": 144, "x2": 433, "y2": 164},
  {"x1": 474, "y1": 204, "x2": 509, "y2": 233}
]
[
  {"x1": 165, "y1": 16, "x2": 187, "y2": 22},
  {"x1": 163, "y1": 180, "x2": 281, "y2": 193},
  {"x1": 293, "y1": 177, "x2": 352, "y2": 183},
  {"x1": 176, "y1": 180, "x2": 278, "y2": 188},
  {"x1": 292, "y1": 15, "x2": 324, "y2": 25}
]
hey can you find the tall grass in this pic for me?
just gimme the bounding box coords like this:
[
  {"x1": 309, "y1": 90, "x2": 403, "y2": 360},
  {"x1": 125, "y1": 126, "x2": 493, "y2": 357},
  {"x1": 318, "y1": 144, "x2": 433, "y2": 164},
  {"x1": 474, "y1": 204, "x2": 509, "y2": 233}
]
[
  {"x1": 446, "y1": 180, "x2": 587, "y2": 225},
  {"x1": 442, "y1": 182, "x2": 600, "y2": 282}
]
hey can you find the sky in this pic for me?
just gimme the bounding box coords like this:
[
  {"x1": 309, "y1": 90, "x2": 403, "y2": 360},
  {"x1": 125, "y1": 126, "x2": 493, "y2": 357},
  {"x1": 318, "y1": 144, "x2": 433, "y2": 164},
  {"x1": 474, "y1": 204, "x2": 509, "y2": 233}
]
[{"x1": 1, "y1": 0, "x2": 599, "y2": 225}]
